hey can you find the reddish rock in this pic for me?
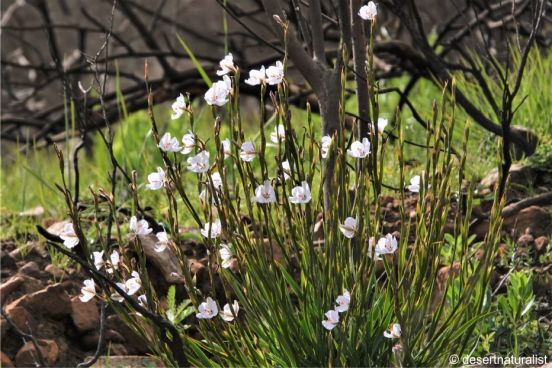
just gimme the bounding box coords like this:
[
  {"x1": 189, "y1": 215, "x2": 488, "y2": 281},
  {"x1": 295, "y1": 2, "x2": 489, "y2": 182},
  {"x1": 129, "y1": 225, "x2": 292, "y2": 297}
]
[
  {"x1": 92, "y1": 355, "x2": 163, "y2": 368},
  {"x1": 534, "y1": 236, "x2": 549, "y2": 253},
  {"x1": 5, "y1": 284, "x2": 71, "y2": 319},
  {"x1": 45, "y1": 264, "x2": 65, "y2": 279},
  {"x1": 15, "y1": 339, "x2": 59, "y2": 366},
  {"x1": 71, "y1": 296, "x2": 99, "y2": 333},
  {"x1": 517, "y1": 232, "x2": 534, "y2": 247},
  {"x1": 106, "y1": 315, "x2": 150, "y2": 355},
  {"x1": 503, "y1": 206, "x2": 552, "y2": 238},
  {"x1": 19, "y1": 261, "x2": 42, "y2": 279},
  {"x1": 4, "y1": 306, "x2": 37, "y2": 333},
  {"x1": 0, "y1": 275, "x2": 43, "y2": 306},
  {"x1": 1, "y1": 351, "x2": 14, "y2": 367}
]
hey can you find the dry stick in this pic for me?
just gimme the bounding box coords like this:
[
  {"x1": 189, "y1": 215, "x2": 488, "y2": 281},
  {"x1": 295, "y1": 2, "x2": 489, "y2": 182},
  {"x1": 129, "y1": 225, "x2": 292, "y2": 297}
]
[
  {"x1": 1, "y1": 308, "x2": 47, "y2": 367},
  {"x1": 501, "y1": 191, "x2": 552, "y2": 218}
]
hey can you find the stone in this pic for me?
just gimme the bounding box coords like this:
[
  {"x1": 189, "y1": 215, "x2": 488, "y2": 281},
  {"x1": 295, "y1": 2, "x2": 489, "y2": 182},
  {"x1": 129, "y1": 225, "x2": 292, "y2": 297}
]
[
  {"x1": 19, "y1": 261, "x2": 41, "y2": 278},
  {"x1": 106, "y1": 314, "x2": 150, "y2": 355},
  {"x1": 18, "y1": 206, "x2": 45, "y2": 217},
  {"x1": 503, "y1": 206, "x2": 552, "y2": 238},
  {"x1": 4, "y1": 306, "x2": 37, "y2": 334},
  {"x1": 45, "y1": 264, "x2": 65, "y2": 279},
  {"x1": 0, "y1": 351, "x2": 14, "y2": 367},
  {"x1": 5, "y1": 284, "x2": 71, "y2": 319},
  {"x1": 71, "y1": 296, "x2": 99, "y2": 333},
  {"x1": 0, "y1": 251, "x2": 17, "y2": 270},
  {"x1": 510, "y1": 125, "x2": 539, "y2": 160},
  {"x1": 517, "y1": 232, "x2": 534, "y2": 247},
  {"x1": 534, "y1": 236, "x2": 549, "y2": 253},
  {"x1": 0, "y1": 275, "x2": 43, "y2": 306},
  {"x1": 139, "y1": 234, "x2": 184, "y2": 284},
  {"x1": 15, "y1": 339, "x2": 59, "y2": 366},
  {"x1": 91, "y1": 355, "x2": 163, "y2": 368}
]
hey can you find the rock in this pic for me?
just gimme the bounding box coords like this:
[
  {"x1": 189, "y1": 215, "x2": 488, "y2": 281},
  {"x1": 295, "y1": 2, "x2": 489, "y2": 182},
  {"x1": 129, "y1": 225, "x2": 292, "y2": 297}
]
[
  {"x1": 0, "y1": 251, "x2": 17, "y2": 270},
  {"x1": 71, "y1": 297, "x2": 99, "y2": 333},
  {"x1": 534, "y1": 236, "x2": 549, "y2": 253},
  {"x1": 107, "y1": 344, "x2": 128, "y2": 356},
  {"x1": 18, "y1": 206, "x2": 45, "y2": 217},
  {"x1": 9, "y1": 242, "x2": 48, "y2": 261},
  {"x1": 19, "y1": 261, "x2": 42, "y2": 278},
  {"x1": 510, "y1": 125, "x2": 539, "y2": 160},
  {"x1": 106, "y1": 314, "x2": 150, "y2": 355},
  {"x1": 0, "y1": 318, "x2": 8, "y2": 340},
  {"x1": 44, "y1": 264, "x2": 65, "y2": 279},
  {"x1": 503, "y1": 206, "x2": 552, "y2": 238},
  {"x1": 1, "y1": 351, "x2": 14, "y2": 367},
  {"x1": 479, "y1": 164, "x2": 536, "y2": 200},
  {"x1": 15, "y1": 339, "x2": 59, "y2": 366},
  {"x1": 139, "y1": 234, "x2": 184, "y2": 284},
  {"x1": 4, "y1": 306, "x2": 37, "y2": 333},
  {"x1": 5, "y1": 284, "x2": 71, "y2": 319},
  {"x1": 92, "y1": 355, "x2": 163, "y2": 368},
  {"x1": 0, "y1": 275, "x2": 43, "y2": 306},
  {"x1": 81, "y1": 328, "x2": 125, "y2": 351},
  {"x1": 517, "y1": 232, "x2": 534, "y2": 247}
]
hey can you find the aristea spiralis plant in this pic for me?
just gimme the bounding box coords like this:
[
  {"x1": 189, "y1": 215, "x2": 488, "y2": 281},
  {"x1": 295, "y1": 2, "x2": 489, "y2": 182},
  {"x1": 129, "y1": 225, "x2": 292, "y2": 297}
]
[{"x1": 43, "y1": 5, "x2": 505, "y2": 367}]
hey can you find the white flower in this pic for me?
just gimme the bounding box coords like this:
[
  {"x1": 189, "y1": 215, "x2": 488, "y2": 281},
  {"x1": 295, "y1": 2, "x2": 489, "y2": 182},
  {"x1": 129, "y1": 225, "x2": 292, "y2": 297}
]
[
  {"x1": 204, "y1": 76, "x2": 232, "y2": 106},
  {"x1": 221, "y1": 138, "x2": 232, "y2": 158},
  {"x1": 321, "y1": 135, "x2": 332, "y2": 159},
  {"x1": 219, "y1": 243, "x2": 235, "y2": 269},
  {"x1": 146, "y1": 167, "x2": 166, "y2": 190},
  {"x1": 289, "y1": 181, "x2": 311, "y2": 204},
  {"x1": 158, "y1": 132, "x2": 181, "y2": 152},
  {"x1": 106, "y1": 250, "x2": 120, "y2": 274},
  {"x1": 266, "y1": 61, "x2": 284, "y2": 85},
  {"x1": 220, "y1": 300, "x2": 239, "y2": 322},
  {"x1": 376, "y1": 234, "x2": 398, "y2": 255},
  {"x1": 181, "y1": 132, "x2": 195, "y2": 155},
  {"x1": 216, "y1": 53, "x2": 236, "y2": 76},
  {"x1": 138, "y1": 294, "x2": 148, "y2": 308},
  {"x1": 187, "y1": 150, "x2": 210, "y2": 173},
  {"x1": 335, "y1": 289, "x2": 351, "y2": 313},
  {"x1": 281, "y1": 160, "x2": 291, "y2": 181},
  {"x1": 407, "y1": 175, "x2": 420, "y2": 193},
  {"x1": 201, "y1": 219, "x2": 222, "y2": 239},
  {"x1": 210, "y1": 172, "x2": 223, "y2": 189},
  {"x1": 384, "y1": 323, "x2": 402, "y2": 339},
  {"x1": 239, "y1": 141, "x2": 256, "y2": 162},
  {"x1": 244, "y1": 66, "x2": 266, "y2": 86},
  {"x1": 377, "y1": 118, "x2": 388, "y2": 133},
  {"x1": 111, "y1": 282, "x2": 127, "y2": 303},
  {"x1": 155, "y1": 231, "x2": 169, "y2": 252},
  {"x1": 196, "y1": 297, "x2": 218, "y2": 319},
  {"x1": 339, "y1": 217, "x2": 358, "y2": 238},
  {"x1": 60, "y1": 223, "x2": 79, "y2": 249},
  {"x1": 93, "y1": 251, "x2": 104, "y2": 270},
  {"x1": 171, "y1": 93, "x2": 188, "y2": 120},
  {"x1": 359, "y1": 1, "x2": 377, "y2": 21},
  {"x1": 79, "y1": 279, "x2": 96, "y2": 303},
  {"x1": 125, "y1": 271, "x2": 141, "y2": 296},
  {"x1": 129, "y1": 216, "x2": 152, "y2": 236},
  {"x1": 322, "y1": 309, "x2": 340, "y2": 331},
  {"x1": 253, "y1": 180, "x2": 277, "y2": 204},
  {"x1": 347, "y1": 137, "x2": 371, "y2": 158},
  {"x1": 368, "y1": 237, "x2": 382, "y2": 260},
  {"x1": 270, "y1": 124, "x2": 286, "y2": 144}
]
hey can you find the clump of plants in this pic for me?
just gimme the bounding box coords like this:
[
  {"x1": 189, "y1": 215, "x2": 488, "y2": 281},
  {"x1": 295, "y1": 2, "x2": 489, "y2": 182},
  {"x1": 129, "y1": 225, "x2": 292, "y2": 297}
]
[{"x1": 40, "y1": 7, "x2": 508, "y2": 368}]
